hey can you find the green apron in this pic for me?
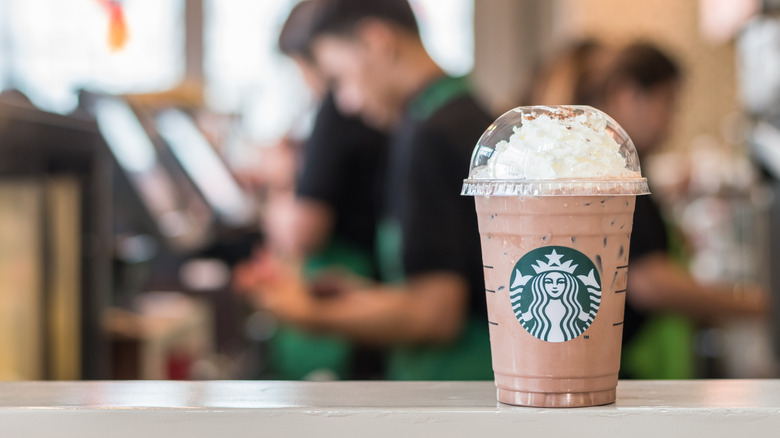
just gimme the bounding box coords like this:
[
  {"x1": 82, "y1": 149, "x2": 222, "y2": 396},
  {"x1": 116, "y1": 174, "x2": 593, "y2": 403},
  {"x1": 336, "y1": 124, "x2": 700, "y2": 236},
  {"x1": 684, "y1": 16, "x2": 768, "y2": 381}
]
[
  {"x1": 269, "y1": 238, "x2": 374, "y2": 380},
  {"x1": 621, "y1": 314, "x2": 695, "y2": 379},
  {"x1": 377, "y1": 76, "x2": 493, "y2": 381},
  {"x1": 621, "y1": 216, "x2": 695, "y2": 379}
]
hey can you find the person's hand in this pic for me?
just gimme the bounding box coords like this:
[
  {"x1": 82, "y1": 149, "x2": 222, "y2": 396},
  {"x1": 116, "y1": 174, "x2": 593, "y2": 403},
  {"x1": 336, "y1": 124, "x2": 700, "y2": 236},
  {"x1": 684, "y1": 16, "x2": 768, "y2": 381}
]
[
  {"x1": 239, "y1": 253, "x2": 317, "y2": 326},
  {"x1": 232, "y1": 248, "x2": 278, "y2": 294},
  {"x1": 309, "y1": 269, "x2": 369, "y2": 298},
  {"x1": 732, "y1": 282, "x2": 771, "y2": 318}
]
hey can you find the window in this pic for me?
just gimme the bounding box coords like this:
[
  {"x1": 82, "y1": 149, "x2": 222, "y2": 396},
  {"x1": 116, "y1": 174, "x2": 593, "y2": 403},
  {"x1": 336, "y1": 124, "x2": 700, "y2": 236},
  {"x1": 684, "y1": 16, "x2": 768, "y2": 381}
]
[
  {"x1": 410, "y1": 0, "x2": 474, "y2": 76},
  {"x1": 0, "y1": 0, "x2": 7, "y2": 90},
  {"x1": 204, "y1": 0, "x2": 309, "y2": 143},
  {"x1": 0, "y1": 0, "x2": 184, "y2": 113},
  {"x1": 204, "y1": 0, "x2": 475, "y2": 143}
]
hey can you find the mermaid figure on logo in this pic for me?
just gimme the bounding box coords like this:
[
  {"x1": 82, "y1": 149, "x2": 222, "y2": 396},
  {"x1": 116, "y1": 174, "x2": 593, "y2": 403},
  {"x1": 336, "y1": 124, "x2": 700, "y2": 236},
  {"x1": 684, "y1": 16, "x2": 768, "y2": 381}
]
[{"x1": 510, "y1": 248, "x2": 601, "y2": 342}]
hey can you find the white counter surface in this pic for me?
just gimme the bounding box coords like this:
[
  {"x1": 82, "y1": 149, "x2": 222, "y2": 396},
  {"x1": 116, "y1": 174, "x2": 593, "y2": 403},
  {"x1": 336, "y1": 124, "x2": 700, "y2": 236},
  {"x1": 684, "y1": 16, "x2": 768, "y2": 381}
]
[{"x1": 1, "y1": 380, "x2": 779, "y2": 437}]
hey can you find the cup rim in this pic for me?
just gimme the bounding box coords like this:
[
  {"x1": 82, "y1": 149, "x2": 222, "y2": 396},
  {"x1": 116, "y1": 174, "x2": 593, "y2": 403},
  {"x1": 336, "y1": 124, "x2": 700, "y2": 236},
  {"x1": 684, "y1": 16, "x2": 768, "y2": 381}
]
[{"x1": 461, "y1": 178, "x2": 650, "y2": 197}]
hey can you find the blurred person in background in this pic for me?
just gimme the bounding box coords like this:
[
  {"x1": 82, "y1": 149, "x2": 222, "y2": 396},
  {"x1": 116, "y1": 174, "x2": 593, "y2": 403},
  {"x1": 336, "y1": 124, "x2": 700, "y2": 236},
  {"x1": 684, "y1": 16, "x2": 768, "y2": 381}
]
[
  {"x1": 240, "y1": 0, "x2": 493, "y2": 380},
  {"x1": 267, "y1": 0, "x2": 387, "y2": 267},
  {"x1": 596, "y1": 43, "x2": 766, "y2": 378},
  {"x1": 535, "y1": 41, "x2": 769, "y2": 378},
  {"x1": 521, "y1": 39, "x2": 609, "y2": 107},
  {"x1": 234, "y1": 0, "x2": 388, "y2": 380}
]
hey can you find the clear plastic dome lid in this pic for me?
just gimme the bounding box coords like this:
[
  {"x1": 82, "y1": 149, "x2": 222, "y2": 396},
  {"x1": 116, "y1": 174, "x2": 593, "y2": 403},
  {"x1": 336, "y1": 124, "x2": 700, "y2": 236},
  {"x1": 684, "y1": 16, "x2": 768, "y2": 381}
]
[{"x1": 462, "y1": 105, "x2": 649, "y2": 196}]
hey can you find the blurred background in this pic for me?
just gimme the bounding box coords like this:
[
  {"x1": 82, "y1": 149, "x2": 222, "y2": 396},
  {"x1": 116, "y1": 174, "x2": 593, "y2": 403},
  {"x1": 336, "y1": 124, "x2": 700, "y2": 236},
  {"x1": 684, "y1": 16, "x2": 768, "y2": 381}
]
[{"x1": 0, "y1": 0, "x2": 779, "y2": 381}]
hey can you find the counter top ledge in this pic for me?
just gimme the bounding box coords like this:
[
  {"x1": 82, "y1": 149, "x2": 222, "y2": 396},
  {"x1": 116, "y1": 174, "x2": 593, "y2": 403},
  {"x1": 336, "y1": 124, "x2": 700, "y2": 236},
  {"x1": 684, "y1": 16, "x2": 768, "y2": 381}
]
[{"x1": 1, "y1": 380, "x2": 779, "y2": 437}]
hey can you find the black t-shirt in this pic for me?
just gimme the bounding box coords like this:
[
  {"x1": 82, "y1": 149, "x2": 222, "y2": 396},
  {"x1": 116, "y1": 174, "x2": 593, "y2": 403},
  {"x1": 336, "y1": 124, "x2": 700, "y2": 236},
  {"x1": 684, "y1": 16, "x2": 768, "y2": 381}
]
[
  {"x1": 381, "y1": 78, "x2": 491, "y2": 318},
  {"x1": 296, "y1": 93, "x2": 387, "y2": 258},
  {"x1": 623, "y1": 193, "x2": 669, "y2": 346}
]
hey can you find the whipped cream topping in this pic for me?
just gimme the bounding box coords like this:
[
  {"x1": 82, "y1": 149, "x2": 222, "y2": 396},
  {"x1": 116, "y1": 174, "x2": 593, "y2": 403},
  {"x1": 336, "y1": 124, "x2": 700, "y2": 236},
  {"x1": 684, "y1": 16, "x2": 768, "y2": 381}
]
[{"x1": 470, "y1": 110, "x2": 640, "y2": 180}]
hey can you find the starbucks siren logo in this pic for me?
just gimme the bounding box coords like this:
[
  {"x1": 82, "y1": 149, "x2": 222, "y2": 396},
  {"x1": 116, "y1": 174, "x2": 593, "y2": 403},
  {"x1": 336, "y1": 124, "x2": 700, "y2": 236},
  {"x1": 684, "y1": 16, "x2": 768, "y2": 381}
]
[{"x1": 509, "y1": 246, "x2": 601, "y2": 342}]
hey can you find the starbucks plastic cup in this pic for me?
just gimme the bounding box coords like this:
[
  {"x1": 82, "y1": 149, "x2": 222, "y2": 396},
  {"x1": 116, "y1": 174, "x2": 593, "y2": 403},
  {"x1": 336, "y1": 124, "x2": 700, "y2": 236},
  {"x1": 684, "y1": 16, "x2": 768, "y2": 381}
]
[{"x1": 462, "y1": 106, "x2": 649, "y2": 407}]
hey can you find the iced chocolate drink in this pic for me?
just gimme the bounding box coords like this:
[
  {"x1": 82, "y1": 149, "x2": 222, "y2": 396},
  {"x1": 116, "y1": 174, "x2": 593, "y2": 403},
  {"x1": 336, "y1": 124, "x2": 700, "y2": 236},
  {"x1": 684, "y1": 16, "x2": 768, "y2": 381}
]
[{"x1": 462, "y1": 106, "x2": 649, "y2": 407}]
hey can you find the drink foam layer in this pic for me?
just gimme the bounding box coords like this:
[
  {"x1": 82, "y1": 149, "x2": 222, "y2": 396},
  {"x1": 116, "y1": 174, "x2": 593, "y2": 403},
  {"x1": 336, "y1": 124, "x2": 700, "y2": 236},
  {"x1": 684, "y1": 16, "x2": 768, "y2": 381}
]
[{"x1": 470, "y1": 110, "x2": 640, "y2": 180}]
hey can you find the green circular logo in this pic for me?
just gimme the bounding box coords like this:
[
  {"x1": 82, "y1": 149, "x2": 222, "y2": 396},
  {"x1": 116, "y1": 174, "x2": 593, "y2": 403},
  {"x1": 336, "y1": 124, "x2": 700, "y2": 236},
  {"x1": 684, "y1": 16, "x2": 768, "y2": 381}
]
[{"x1": 509, "y1": 246, "x2": 602, "y2": 343}]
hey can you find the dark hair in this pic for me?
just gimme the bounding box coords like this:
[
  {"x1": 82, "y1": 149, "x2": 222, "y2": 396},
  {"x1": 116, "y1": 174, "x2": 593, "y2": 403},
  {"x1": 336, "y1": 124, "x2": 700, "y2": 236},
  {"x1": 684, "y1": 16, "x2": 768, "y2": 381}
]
[
  {"x1": 606, "y1": 42, "x2": 682, "y2": 92},
  {"x1": 523, "y1": 39, "x2": 609, "y2": 106},
  {"x1": 568, "y1": 40, "x2": 610, "y2": 105},
  {"x1": 278, "y1": 0, "x2": 319, "y2": 60},
  {"x1": 307, "y1": 0, "x2": 420, "y2": 41}
]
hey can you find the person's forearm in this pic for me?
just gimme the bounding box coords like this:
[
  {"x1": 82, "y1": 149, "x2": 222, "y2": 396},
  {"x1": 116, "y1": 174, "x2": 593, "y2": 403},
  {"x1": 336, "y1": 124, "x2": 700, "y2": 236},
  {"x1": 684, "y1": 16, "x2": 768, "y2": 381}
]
[
  {"x1": 627, "y1": 254, "x2": 767, "y2": 320},
  {"x1": 653, "y1": 277, "x2": 763, "y2": 320},
  {"x1": 304, "y1": 288, "x2": 424, "y2": 344},
  {"x1": 299, "y1": 275, "x2": 468, "y2": 346}
]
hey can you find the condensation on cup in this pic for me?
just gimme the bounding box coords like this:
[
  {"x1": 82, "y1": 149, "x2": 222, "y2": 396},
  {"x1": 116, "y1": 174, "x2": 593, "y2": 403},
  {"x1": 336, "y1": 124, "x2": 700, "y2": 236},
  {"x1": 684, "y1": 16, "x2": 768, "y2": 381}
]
[{"x1": 462, "y1": 105, "x2": 650, "y2": 408}]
